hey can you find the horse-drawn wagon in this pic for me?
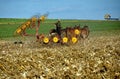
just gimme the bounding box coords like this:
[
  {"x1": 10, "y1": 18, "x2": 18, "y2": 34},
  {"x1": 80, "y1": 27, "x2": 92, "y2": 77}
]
[{"x1": 14, "y1": 14, "x2": 90, "y2": 45}]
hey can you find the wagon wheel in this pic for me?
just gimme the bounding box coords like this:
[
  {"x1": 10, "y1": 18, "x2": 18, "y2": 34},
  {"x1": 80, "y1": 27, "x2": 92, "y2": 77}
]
[
  {"x1": 71, "y1": 37, "x2": 78, "y2": 44},
  {"x1": 53, "y1": 36, "x2": 59, "y2": 43},
  {"x1": 15, "y1": 28, "x2": 22, "y2": 34},
  {"x1": 62, "y1": 37, "x2": 68, "y2": 44},
  {"x1": 74, "y1": 29, "x2": 80, "y2": 35},
  {"x1": 43, "y1": 37, "x2": 49, "y2": 44},
  {"x1": 74, "y1": 29, "x2": 81, "y2": 39}
]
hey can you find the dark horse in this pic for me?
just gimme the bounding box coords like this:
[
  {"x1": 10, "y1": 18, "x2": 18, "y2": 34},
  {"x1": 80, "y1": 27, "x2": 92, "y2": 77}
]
[
  {"x1": 80, "y1": 25, "x2": 90, "y2": 39},
  {"x1": 49, "y1": 25, "x2": 90, "y2": 40}
]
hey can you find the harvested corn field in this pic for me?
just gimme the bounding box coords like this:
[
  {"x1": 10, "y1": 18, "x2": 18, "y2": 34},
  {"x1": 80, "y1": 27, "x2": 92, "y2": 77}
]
[
  {"x1": 0, "y1": 34, "x2": 120, "y2": 79},
  {"x1": 0, "y1": 19, "x2": 120, "y2": 79}
]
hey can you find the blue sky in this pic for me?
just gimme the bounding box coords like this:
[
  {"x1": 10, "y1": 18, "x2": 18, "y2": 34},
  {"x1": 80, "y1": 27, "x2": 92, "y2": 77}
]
[{"x1": 0, "y1": 0, "x2": 120, "y2": 20}]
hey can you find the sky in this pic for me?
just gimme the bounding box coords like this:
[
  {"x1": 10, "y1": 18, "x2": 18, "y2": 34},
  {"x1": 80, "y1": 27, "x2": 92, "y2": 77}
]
[{"x1": 0, "y1": 0, "x2": 120, "y2": 20}]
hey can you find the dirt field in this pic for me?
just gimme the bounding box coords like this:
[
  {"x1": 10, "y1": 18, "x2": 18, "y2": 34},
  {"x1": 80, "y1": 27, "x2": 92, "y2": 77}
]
[{"x1": 0, "y1": 34, "x2": 120, "y2": 79}]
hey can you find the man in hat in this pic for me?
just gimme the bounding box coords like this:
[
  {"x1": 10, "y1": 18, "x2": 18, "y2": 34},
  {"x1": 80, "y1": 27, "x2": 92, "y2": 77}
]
[{"x1": 54, "y1": 19, "x2": 62, "y2": 39}]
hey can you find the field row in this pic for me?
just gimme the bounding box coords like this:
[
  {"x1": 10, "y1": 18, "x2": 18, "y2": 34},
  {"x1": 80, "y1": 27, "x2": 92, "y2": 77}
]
[{"x1": 0, "y1": 19, "x2": 120, "y2": 39}]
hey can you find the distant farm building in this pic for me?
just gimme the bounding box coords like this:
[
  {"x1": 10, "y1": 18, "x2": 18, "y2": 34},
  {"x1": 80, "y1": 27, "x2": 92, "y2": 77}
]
[
  {"x1": 108, "y1": 18, "x2": 119, "y2": 21},
  {"x1": 104, "y1": 14, "x2": 119, "y2": 21}
]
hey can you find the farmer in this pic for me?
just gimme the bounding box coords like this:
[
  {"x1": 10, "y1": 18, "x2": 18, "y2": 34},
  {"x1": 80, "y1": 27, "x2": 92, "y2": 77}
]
[{"x1": 54, "y1": 19, "x2": 62, "y2": 39}]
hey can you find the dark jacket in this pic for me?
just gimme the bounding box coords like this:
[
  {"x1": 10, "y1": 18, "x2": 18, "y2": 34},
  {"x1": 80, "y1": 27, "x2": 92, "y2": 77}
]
[{"x1": 55, "y1": 21, "x2": 61, "y2": 35}]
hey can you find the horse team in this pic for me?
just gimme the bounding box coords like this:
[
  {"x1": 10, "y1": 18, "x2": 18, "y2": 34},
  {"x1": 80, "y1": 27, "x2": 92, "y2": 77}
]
[
  {"x1": 15, "y1": 17, "x2": 90, "y2": 44},
  {"x1": 37, "y1": 24, "x2": 90, "y2": 44}
]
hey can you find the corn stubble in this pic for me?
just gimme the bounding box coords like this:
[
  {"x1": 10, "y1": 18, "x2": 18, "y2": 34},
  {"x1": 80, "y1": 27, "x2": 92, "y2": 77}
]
[{"x1": 0, "y1": 36, "x2": 120, "y2": 79}]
